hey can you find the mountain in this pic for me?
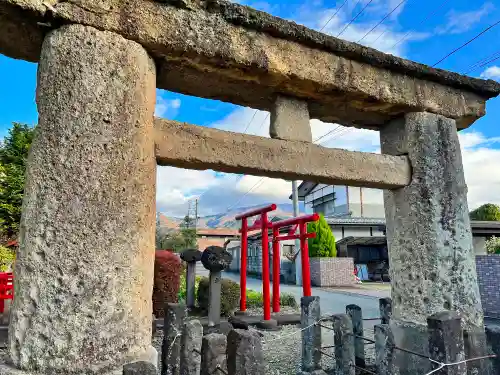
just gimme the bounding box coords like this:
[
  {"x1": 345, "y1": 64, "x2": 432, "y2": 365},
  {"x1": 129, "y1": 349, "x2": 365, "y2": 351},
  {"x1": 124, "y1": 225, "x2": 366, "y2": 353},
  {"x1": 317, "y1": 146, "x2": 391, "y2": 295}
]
[{"x1": 158, "y1": 203, "x2": 304, "y2": 229}]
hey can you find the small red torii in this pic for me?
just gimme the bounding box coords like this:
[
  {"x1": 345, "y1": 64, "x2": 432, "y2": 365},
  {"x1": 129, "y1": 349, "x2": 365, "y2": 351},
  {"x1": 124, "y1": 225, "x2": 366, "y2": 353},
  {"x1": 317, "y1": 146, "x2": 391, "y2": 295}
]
[{"x1": 236, "y1": 204, "x2": 319, "y2": 321}]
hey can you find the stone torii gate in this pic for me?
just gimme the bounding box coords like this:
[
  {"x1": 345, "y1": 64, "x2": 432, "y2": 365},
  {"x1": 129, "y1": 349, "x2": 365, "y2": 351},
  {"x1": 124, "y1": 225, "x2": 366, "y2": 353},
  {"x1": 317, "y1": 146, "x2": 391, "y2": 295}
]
[{"x1": 1, "y1": 0, "x2": 499, "y2": 374}]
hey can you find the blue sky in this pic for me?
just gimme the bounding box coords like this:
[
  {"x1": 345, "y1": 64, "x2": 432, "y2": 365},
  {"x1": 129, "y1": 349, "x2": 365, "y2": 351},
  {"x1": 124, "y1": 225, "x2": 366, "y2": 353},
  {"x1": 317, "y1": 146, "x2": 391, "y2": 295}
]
[{"x1": 1, "y1": 0, "x2": 500, "y2": 217}]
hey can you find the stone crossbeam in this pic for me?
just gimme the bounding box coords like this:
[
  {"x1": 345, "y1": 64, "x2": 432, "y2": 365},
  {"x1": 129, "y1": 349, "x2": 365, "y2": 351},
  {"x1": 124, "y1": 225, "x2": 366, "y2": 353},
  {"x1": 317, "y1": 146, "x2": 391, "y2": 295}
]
[
  {"x1": 1, "y1": 0, "x2": 500, "y2": 129},
  {"x1": 154, "y1": 118, "x2": 411, "y2": 189}
]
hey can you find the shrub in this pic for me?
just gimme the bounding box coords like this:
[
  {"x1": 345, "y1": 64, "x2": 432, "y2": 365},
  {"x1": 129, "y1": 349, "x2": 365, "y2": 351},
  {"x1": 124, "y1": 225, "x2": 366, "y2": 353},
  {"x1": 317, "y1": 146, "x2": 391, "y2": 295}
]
[
  {"x1": 153, "y1": 250, "x2": 183, "y2": 317},
  {"x1": 486, "y1": 236, "x2": 500, "y2": 254},
  {"x1": 0, "y1": 245, "x2": 15, "y2": 272},
  {"x1": 307, "y1": 214, "x2": 336, "y2": 257},
  {"x1": 245, "y1": 289, "x2": 297, "y2": 308},
  {"x1": 197, "y1": 277, "x2": 240, "y2": 316}
]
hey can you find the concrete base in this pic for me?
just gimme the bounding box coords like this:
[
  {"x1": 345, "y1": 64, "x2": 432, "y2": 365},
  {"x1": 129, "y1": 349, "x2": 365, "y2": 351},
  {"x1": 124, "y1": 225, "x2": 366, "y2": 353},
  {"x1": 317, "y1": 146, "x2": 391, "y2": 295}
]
[
  {"x1": 234, "y1": 311, "x2": 249, "y2": 316},
  {"x1": 256, "y1": 319, "x2": 280, "y2": 331},
  {"x1": 0, "y1": 346, "x2": 158, "y2": 375}
]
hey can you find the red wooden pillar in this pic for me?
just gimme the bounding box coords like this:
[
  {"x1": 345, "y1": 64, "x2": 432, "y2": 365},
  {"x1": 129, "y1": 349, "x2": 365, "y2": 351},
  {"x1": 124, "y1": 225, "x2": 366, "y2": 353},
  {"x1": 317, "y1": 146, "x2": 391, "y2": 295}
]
[
  {"x1": 261, "y1": 213, "x2": 271, "y2": 321},
  {"x1": 272, "y1": 226, "x2": 280, "y2": 313},
  {"x1": 299, "y1": 221, "x2": 312, "y2": 297},
  {"x1": 239, "y1": 217, "x2": 248, "y2": 312}
]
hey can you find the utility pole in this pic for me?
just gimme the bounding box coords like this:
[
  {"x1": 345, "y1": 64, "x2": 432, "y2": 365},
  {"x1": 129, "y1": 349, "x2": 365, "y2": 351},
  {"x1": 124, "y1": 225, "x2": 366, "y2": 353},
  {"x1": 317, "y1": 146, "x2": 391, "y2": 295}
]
[
  {"x1": 292, "y1": 180, "x2": 302, "y2": 286},
  {"x1": 187, "y1": 198, "x2": 199, "y2": 233}
]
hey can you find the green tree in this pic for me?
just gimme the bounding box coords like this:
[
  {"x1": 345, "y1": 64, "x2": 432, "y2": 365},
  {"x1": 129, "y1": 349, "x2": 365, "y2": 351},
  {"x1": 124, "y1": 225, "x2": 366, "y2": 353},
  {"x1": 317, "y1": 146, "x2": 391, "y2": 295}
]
[
  {"x1": 470, "y1": 204, "x2": 500, "y2": 221},
  {"x1": 486, "y1": 236, "x2": 500, "y2": 255},
  {"x1": 0, "y1": 123, "x2": 35, "y2": 236},
  {"x1": 307, "y1": 214, "x2": 336, "y2": 257}
]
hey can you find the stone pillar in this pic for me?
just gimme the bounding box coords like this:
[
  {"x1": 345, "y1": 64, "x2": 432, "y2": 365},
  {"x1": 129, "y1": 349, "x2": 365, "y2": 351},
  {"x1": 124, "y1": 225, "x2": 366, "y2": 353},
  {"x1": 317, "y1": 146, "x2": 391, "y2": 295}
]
[
  {"x1": 180, "y1": 320, "x2": 203, "y2": 375},
  {"x1": 427, "y1": 311, "x2": 466, "y2": 375},
  {"x1": 6, "y1": 24, "x2": 156, "y2": 374},
  {"x1": 123, "y1": 362, "x2": 157, "y2": 375},
  {"x1": 374, "y1": 324, "x2": 394, "y2": 375},
  {"x1": 181, "y1": 249, "x2": 202, "y2": 309},
  {"x1": 346, "y1": 304, "x2": 365, "y2": 367},
  {"x1": 227, "y1": 329, "x2": 265, "y2": 375},
  {"x1": 200, "y1": 333, "x2": 227, "y2": 375},
  {"x1": 301, "y1": 296, "x2": 321, "y2": 372},
  {"x1": 381, "y1": 112, "x2": 485, "y2": 368},
  {"x1": 332, "y1": 314, "x2": 355, "y2": 375},
  {"x1": 163, "y1": 303, "x2": 187, "y2": 375},
  {"x1": 379, "y1": 298, "x2": 392, "y2": 325}
]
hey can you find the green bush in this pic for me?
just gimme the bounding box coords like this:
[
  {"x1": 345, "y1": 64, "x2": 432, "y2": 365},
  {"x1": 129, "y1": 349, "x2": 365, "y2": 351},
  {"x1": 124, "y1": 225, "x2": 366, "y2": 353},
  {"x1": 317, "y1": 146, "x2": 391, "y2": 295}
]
[
  {"x1": 0, "y1": 245, "x2": 15, "y2": 272},
  {"x1": 307, "y1": 214, "x2": 336, "y2": 257},
  {"x1": 245, "y1": 289, "x2": 297, "y2": 308},
  {"x1": 197, "y1": 277, "x2": 240, "y2": 316}
]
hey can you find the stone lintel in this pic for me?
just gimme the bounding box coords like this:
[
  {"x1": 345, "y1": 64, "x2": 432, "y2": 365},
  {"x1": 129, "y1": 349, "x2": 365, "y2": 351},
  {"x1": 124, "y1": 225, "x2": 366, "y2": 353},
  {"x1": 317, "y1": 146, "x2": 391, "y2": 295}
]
[
  {"x1": 0, "y1": 0, "x2": 499, "y2": 129},
  {"x1": 154, "y1": 118, "x2": 411, "y2": 190}
]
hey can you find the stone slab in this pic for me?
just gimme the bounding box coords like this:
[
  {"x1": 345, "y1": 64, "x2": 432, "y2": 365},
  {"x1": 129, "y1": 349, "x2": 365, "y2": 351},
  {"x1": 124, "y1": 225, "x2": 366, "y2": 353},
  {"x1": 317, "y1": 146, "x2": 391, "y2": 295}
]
[
  {"x1": 0, "y1": 0, "x2": 499, "y2": 128},
  {"x1": 270, "y1": 96, "x2": 311, "y2": 142},
  {"x1": 154, "y1": 118, "x2": 411, "y2": 189}
]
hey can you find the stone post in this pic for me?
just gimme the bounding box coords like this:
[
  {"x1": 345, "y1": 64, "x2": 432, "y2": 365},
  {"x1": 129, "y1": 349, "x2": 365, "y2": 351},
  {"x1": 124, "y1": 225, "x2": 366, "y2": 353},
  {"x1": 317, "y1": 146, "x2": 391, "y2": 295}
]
[
  {"x1": 163, "y1": 303, "x2": 187, "y2": 375},
  {"x1": 332, "y1": 314, "x2": 355, "y2": 375},
  {"x1": 374, "y1": 324, "x2": 394, "y2": 375},
  {"x1": 180, "y1": 319, "x2": 203, "y2": 375},
  {"x1": 227, "y1": 329, "x2": 265, "y2": 375},
  {"x1": 427, "y1": 311, "x2": 466, "y2": 375},
  {"x1": 201, "y1": 333, "x2": 227, "y2": 375},
  {"x1": 4, "y1": 24, "x2": 156, "y2": 374},
  {"x1": 181, "y1": 249, "x2": 202, "y2": 309},
  {"x1": 123, "y1": 362, "x2": 157, "y2": 375},
  {"x1": 301, "y1": 296, "x2": 321, "y2": 372},
  {"x1": 201, "y1": 246, "x2": 233, "y2": 327},
  {"x1": 485, "y1": 326, "x2": 500, "y2": 374},
  {"x1": 346, "y1": 304, "x2": 365, "y2": 367},
  {"x1": 381, "y1": 112, "x2": 486, "y2": 372},
  {"x1": 379, "y1": 298, "x2": 392, "y2": 325}
]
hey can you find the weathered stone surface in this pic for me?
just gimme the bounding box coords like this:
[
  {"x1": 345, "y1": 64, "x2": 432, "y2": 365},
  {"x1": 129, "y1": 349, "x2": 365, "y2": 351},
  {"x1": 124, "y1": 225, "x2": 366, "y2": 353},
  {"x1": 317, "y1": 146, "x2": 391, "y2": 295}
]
[
  {"x1": 123, "y1": 361, "x2": 157, "y2": 375},
  {"x1": 270, "y1": 96, "x2": 311, "y2": 142},
  {"x1": 10, "y1": 24, "x2": 156, "y2": 373},
  {"x1": 381, "y1": 112, "x2": 484, "y2": 331},
  {"x1": 154, "y1": 119, "x2": 411, "y2": 189},
  {"x1": 427, "y1": 311, "x2": 466, "y2": 375},
  {"x1": 379, "y1": 298, "x2": 392, "y2": 325},
  {"x1": 180, "y1": 249, "x2": 202, "y2": 263},
  {"x1": 201, "y1": 246, "x2": 233, "y2": 272},
  {"x1": 227, "y1": 329, "x2": 265, "y2": 375},
  {"x1": 301, "y1": 296, "x2": 321, "y2": 372},
  {"x1": 346, "y1": 304, "x2": 365, "y2": 367},
  {"x1": 332, "y1": 314, "x2": 355, "y2": 375},
  {"x1": 185, "y1": 262, "x2": 197, "y2": 308},
  {"x1": 163, "y1": 303, "x2": 187, "y2": 375},
  {"x1": 1, "y1": 0, "x2": 499, "y2": 128},
  {"x1": 208, "y1": 271, "x2": 222, "y2": 327},
  {"x1": 200, "y1": 333, "x2": 227, "y2": 375},
  {"x1": 180, "y1": 320, "x2": 203, "y2": 375},
  {"x1": 374, "y1": 324, "x2": 394, "y2": 375}
]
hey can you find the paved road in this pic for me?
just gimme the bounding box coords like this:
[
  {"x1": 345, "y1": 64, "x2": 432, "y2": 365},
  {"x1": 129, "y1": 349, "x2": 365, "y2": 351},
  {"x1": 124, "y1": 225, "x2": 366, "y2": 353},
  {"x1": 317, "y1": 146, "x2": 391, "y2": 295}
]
[{"x1": 222, "y1": 272, "x2": 381, "y2": 318}]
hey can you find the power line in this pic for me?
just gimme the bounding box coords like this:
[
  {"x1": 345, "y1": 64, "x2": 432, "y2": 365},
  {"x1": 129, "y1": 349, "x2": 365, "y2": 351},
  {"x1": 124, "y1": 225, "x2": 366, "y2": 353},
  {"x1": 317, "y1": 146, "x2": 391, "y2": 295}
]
[
  {"x1": 358, "y1": 0, "x2": 407, "y2": 43},
  {"x1": 242, "y1": 110, "x2": 258, "y2": 134},
  {"x1": 433, "y1": 19, "x2": 500, "y2": 67},
  {"x1": 320, "y1": 0, "x2": 350, "y2": 32},
  {"x1": 226, "y1": 178, "x2": 266, "y2": 212},
  {"x1": 391, "y1": 0, "x2": 450, "y2": 50},
  {"x1": 464, "y1": 49, "x2": 500, "y2": 74},
  {"x1": 337, "y1": 0, "x2": 375, "y2": 38}
]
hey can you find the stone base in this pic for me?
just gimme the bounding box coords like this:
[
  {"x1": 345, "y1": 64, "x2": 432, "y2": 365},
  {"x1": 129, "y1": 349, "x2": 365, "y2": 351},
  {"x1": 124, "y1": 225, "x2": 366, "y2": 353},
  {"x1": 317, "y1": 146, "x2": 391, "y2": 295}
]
[
  {"x1": 234, "y1": 310, "x2": 249, "y2": 316},
  {"x1": 256, "y1": 319, "x2": 279, "y2": 331},
  {"x1": 0, "y1": 346, "x2": 158, "y2": 375}
]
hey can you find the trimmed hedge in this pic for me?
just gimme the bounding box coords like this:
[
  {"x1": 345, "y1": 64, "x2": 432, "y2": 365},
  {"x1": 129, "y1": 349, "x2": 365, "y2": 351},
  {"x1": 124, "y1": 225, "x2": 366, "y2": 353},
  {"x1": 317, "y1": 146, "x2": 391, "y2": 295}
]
[
  {"x1": 246, "y1": 289, "x2": 297, "y2": 308},
  {"x1": 197, "y1": 277, "x2": 240, "y2": 316},
  {"x1": 153, "y1": 250, "x2": 182, "y2": 317}
]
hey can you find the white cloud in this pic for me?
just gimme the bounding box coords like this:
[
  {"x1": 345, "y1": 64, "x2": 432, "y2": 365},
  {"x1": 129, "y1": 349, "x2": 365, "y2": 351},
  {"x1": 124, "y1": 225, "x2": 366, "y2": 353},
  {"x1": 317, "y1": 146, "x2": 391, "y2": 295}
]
[
  {"x1": 436, "y1": 3, "x2": 494, "y2": 35},
  {"x1": 155, "y1": 93, "x2": 182, "y2": 118},
  {"x1": 480, "y1": 66, "x2": 500, "y2": 80}
]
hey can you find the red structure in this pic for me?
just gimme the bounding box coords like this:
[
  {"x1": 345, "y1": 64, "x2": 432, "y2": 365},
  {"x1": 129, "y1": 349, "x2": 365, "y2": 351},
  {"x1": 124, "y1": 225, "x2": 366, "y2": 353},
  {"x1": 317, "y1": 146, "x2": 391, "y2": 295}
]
[
  {"x1": 236, "y1": 204, "x2": 276, "y2": 320},
  {"x1": 237, "y1": 204, "x2": 319, "y2": 319},
  {"x1": 0, "y1": 272, "x2": 13, "y2": 314},
  {"x1": 271, "y1": 213, "x2": 319, "y2": 305}
]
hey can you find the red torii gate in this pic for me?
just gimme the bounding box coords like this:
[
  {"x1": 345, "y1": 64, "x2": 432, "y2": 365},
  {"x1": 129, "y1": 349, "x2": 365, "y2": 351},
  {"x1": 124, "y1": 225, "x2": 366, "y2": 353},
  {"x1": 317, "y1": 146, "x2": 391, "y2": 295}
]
[{"x1": 236, "y1": 204, "x2": 319, "y2": 321}]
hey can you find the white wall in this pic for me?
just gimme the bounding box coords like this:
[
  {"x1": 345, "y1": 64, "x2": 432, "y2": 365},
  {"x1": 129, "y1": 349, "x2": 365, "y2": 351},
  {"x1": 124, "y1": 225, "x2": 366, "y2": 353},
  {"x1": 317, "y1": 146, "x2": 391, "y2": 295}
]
[{"x1": 473, "y1": 237, "x2": 487, "y2": 255}]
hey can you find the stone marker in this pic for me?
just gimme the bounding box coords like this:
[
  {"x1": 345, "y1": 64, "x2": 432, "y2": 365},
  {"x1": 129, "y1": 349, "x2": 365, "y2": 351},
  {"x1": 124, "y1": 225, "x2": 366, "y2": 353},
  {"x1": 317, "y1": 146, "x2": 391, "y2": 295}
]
[
  {"x1": 201, "y1": 333, "x2": 227, "y2": 375},
  {"x1": 123, "y1": 361, "x2": 157, "y2": 375},
  {"x1": 374, "y1": 324, "x2": 395, "y2": 375},
  {"x1": 3, "y1": 24, "x2": 157, "y2": 375},
  {"x1": 485, "y1": 326, "x2": 500, "y2": 375},
  {"x1": 301, "y1": 296, "x2": 321, "y2": 373},
  {"x1": 270, "y1": 95, "x2": 312, "y2": 142},
  {"x1": 227, "y1": 329, "x2": 265, "y2": 375},
  {"x1": 427, "y1": 311, "x2": 466, "y2": 375},
  {"x1": 163, "y1": 303, "x2": 187, "y2": 375},
  {"x1": 332, "y1": 314, "x2": 355, "y2": 375},
  {"x1": 180, "y1": 319, "x2": 203, "y2": 375},
  {"x1": 346, "y1": 304, "x2": 365, "y2": 367},
  {"x1": 201, "y1": 246, "x2": 233, "y2": 327},
  {"x1": 181, "y1": 249, "x2": 202, "y2": 309}
]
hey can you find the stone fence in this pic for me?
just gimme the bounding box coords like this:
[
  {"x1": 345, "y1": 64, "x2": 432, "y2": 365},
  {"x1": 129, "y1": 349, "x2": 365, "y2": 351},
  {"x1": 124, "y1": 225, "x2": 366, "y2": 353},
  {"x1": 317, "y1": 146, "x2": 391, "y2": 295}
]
[
  {"x1": 309, "y1": 257, "x2": 354, "y2": 287},
  {"x1": 476, "y1": 255, "x2": 500, "y2": 318}
]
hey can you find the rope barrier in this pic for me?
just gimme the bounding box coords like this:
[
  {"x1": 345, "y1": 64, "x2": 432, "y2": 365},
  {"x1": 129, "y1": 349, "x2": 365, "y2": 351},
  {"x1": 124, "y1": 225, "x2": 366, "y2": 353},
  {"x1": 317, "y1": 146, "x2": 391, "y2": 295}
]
[
  {"x1": 350, "y1": 364, "x2": 378, "y2": 375},
  {"x1": 362, "y1": 317, "x2": 382, "y2": 321},
  {"x1": 316, "y1": 349, "x2": 335, "y2": 359},
  {"x1": 423, "y1": 355, "x2": 497, "y2": 375},
  {"x1": 211, "y1": 365, "x2": 228, "y2": 375},
  {"x1": 263, "y1": 317, "x2": 330, "y2": 344}
]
